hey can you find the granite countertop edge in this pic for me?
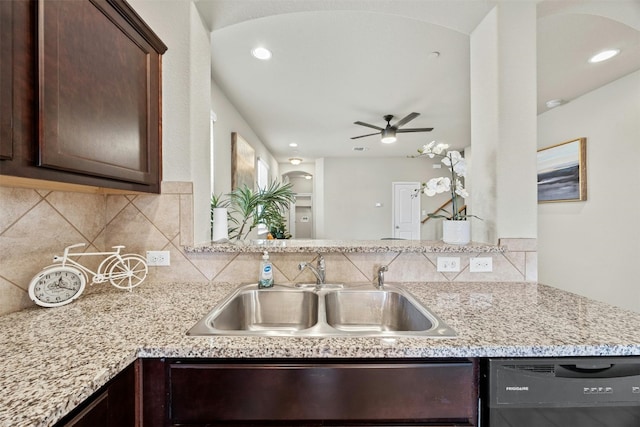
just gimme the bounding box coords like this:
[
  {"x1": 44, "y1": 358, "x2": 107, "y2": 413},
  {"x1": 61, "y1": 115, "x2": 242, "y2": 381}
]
[
  {"x1": 184, "y1": 239, "x2": 506, "y2": 254},
  {"x1": 135, "y1": 343, "x2": 640, "y2": 359}
]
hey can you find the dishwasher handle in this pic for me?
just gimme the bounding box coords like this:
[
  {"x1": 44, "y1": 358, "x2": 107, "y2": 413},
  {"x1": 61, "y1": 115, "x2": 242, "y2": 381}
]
[{"x1": 556, "y1": 363, "x2": 640, "y2": 378}]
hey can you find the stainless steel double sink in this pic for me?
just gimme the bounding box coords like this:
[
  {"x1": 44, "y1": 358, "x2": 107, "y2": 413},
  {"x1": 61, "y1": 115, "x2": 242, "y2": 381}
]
[{"x1": 187, "y1": 283, "x2": 456, "y2": 338}]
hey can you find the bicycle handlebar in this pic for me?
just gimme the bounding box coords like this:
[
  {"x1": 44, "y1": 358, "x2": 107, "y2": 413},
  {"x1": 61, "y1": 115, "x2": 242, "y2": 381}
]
[
  {"x1": 64, "y1": 242, "x2": 86, "y2": 251},
  {"x1": 61, "y1": 243, "x2": 87, "y2": 258}
]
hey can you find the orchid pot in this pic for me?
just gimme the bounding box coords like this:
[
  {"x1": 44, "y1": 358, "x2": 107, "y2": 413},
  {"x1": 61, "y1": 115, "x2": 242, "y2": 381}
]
[{"x1": 442, "y1": 220, "x2": 471, "y2": 245}]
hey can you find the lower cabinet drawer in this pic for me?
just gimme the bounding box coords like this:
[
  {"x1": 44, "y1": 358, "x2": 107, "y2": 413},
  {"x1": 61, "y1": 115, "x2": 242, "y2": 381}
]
[{"x1": 168, "y1": 360, "x2": 477, "y2": 425}]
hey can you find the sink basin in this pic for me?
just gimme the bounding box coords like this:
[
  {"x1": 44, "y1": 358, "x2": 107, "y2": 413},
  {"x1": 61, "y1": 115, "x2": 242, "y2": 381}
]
[
  {"x1": 188, "y1": 288, "x2": 318, "y2": 335},
  {"x1": 325, "y1": 290, "x2": 433, "y2": 332},
  {"x1": 187, "y1": 284, "x2": 456, "y2": 338}
]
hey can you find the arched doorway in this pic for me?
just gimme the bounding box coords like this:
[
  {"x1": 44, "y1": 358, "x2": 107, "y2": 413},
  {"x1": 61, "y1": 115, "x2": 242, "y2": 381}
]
[{"x1": 283, "y1": 171, "x2": 314, "y2": 239}]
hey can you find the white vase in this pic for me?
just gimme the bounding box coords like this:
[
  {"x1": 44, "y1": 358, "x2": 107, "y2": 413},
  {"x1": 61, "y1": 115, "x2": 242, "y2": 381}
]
[
  {"x1": 211, "y1": 208, "x2": 229, "y2": 242},
  {"x1": 442, "y1": 220, "x2": 471, "y2": 245}
]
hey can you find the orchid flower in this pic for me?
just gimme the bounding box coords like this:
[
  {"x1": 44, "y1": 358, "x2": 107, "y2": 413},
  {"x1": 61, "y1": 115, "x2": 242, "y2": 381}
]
[
  {"x1": 453, "y1": 158, "x2": 466, "y2": 177},
  {"x1": 455, "y1": 179, "x2": 469, "y2": 198},
  {"x1": 423, "y1": 177, "x2": 451, "y2": 196},
  {"x1": 413, "y1": 141, "x2": 479, "y2": 221},
  {"x1": 420, "y1": 141, "x2": 449, "y2": 158},
  {"x1": 432, "y1": 143, "x2": 449, "y2": 155}
]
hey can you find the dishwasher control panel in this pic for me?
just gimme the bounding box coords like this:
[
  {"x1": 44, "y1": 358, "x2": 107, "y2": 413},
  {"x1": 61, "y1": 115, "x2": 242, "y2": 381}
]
[{"x1": 488, "y1": 357, "x2": 640, "y2": 406}]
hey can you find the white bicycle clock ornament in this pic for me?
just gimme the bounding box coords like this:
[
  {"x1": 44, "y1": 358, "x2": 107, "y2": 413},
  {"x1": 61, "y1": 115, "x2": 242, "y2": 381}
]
[{"x1": 28, "y1": 243, "x2": 149, "y2": 308}]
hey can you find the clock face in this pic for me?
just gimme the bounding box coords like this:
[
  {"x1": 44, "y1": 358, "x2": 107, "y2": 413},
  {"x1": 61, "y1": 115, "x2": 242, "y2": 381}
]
[{"x1": 28, "y1": 267, "x2": 86, "y2": 308}]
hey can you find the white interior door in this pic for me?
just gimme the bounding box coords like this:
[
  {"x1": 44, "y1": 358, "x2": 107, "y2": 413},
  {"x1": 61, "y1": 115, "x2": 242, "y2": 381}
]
[{"x1": 392, "y1": 182, "x2": 420, "y2": 239}]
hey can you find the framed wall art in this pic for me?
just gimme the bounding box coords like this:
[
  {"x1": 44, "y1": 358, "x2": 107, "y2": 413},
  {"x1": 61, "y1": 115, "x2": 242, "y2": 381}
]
[
  {"x1": 537, "y1": 137, "x2": 587, "y2": 203},
  {"x1": 231, "y1": 132, "x2": 255, "y2": 190}
]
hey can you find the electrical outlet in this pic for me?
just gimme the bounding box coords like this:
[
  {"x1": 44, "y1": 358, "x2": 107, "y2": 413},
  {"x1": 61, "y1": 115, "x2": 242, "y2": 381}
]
[
  {"x1": 146, "y1": 250, "x2": 170, "y2": 266},
  {"x1": 470, "y1": 257, "x2": 492, "y2": 272},
  {"x1": 437, "y1": 257, "x2": 460, "y2": 272}
]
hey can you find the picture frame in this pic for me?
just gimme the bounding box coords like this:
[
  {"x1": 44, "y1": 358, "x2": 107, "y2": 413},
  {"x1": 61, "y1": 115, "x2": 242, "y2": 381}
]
[
  {"x1": 537, "y1": 137, "x2": 587, "y2": 203},
  {"x1": 231, "y1": 132, "x2": 255, "y2": 190}
]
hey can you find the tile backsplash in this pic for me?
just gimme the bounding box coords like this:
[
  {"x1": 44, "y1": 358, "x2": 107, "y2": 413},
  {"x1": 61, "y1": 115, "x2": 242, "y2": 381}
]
[
  {"x1": 0, "y1": 182, "x2": 537, "y2": 315},
  {"x1": 0, "y1": 182, "x2": 193, "y2": 315}
]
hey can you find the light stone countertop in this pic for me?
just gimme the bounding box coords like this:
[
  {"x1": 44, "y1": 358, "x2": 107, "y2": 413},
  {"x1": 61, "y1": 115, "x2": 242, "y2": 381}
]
[
  {"x1": 2, "y1": 280, "x2": 640, "y2": 426},
  {"x1": 184, "y1": 239, "x2": 507, "y2": 253}
]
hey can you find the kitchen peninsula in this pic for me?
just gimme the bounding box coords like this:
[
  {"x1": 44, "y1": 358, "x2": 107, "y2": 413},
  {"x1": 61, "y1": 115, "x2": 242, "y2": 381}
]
[{"x1": 1, "y1": 278, "x2": 640, "y2": 426}]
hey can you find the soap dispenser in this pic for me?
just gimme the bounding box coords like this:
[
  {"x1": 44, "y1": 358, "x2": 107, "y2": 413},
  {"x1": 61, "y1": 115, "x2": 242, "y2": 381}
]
[{"x1": 258, "y1": 251, "x2": 274, "y2": 288}]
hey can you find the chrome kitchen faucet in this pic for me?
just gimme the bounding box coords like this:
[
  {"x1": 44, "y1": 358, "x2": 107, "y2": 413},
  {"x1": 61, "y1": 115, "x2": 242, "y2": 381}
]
[{"x1": 298, "y1": 254, "x2": 326, "y2": 289}]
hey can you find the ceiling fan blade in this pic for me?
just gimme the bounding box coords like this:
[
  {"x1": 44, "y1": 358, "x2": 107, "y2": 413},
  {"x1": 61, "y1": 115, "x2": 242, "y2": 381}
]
[
  {"x1": 396, "y1": 127, "x2": 434, "y2": 133},
  {"x1": 350, "y1": 131, "x2": 381, "y2": 140},
  {"x1": 392, "y1": 112, "x2": 420, "y2": 128},
  {"x1": 354, "y1": 121, "x2": 384, "y2": 131}
]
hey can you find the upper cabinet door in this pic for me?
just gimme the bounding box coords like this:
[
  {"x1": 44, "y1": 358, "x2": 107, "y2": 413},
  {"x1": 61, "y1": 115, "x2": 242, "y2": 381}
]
[
  {"x1": 0, "y1": 1, "x2": 14, "y2": 160},
  {"x1": 38, "y1": 0, "x2": 167, "y2": 188}
]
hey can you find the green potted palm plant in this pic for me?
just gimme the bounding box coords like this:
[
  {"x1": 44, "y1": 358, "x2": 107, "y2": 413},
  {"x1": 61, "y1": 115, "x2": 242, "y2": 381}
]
[{"x1": 222, "y1": 181, "x2": 295, "y2": 241}]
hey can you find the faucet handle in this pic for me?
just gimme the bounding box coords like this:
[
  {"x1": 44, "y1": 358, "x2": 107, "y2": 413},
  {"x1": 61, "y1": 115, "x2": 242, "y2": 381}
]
[{"x1": 377, "y1": 265, "x2": 388, "y2": 289}]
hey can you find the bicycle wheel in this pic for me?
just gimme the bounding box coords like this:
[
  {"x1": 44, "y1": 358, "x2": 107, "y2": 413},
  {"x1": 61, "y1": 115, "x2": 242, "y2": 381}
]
[
  {"x1": 96, "y1": 255, "x2": 120, "y2": 283},
  {"x1": 108, "y1": 255, "x2": 148, "y2": 290}
]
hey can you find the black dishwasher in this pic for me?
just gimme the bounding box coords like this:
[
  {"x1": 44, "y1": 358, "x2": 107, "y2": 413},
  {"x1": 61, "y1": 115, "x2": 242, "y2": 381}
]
[{"x1": 482, "y1": 357, "x2": 640, "y2": 427}]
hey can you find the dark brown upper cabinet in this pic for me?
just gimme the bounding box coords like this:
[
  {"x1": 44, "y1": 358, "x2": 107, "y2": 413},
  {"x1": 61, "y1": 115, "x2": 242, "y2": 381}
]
[
  {"x1": 0, "y1": 0, "x2": 167, "y2": 193},
  {"x1": 0, "y1": 1, "x2": 15, "y2": 161}
]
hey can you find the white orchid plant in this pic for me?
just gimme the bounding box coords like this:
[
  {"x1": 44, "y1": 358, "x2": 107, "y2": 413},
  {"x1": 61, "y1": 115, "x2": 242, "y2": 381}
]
[{"x1": 414, "y1": 141, "x2": 478, "y2": 221}]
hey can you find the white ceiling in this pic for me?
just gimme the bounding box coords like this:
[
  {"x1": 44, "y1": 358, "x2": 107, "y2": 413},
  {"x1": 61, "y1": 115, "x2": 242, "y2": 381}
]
[{"x1": 195, "y1": 0, "x2": 640, "y2": 163}]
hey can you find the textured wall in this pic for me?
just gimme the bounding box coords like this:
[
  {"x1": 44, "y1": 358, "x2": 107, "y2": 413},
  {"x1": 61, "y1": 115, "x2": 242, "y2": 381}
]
[{"x1": 538, "y1": 71, "x2": 640, "y2": 312}]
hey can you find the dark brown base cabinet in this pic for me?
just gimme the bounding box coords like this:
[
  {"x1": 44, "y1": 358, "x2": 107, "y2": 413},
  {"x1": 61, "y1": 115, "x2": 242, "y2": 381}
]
[
  {"x1": 141, "y1": 358, "x2": 479, "y2": 426},
  {"x1": 55, "y1": 361, "x2": 137, "y2": 427}
]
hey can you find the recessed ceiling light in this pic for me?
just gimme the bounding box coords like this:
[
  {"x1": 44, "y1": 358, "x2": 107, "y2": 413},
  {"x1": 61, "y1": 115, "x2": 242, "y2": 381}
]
[
  {"x1": 251, "y1": 47, "x2": 272, "y2": 60},
  {"x1": 588, "y1": 49, "x2": 620, "y2": 64},
  {"x1": 304, "y1": 175, "x2": 312, "y2": 180},
  {"x1": 289, "y1": 143, "x2": 298, "y2": 148},
  {"x1": 289, "y1": 157, "x2": 302, "y2": 165},
  {"x1": 545, "y1": 99, "x2": 567, "y2": 109}
]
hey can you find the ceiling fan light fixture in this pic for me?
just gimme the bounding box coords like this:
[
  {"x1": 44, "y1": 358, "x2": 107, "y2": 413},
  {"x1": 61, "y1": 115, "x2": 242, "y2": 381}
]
[
  {"x1": 380, "y1": 128, "x2": 397, "y2": 144},
  {"x1": 352, "y1": 112, "x2": 430, "y2": 142},
  {"x1": 289, "y1": 157, "x2": 302, "y2": 165},
  {"x1": 381, "y1": 135, "x2": 397, "y2": 144},
  {"x1": 588, "y1": 48, "x2": 620, "y2": 64}
]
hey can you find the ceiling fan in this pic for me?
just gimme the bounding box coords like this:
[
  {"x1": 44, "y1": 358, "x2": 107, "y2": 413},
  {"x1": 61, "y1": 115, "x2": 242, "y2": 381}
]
[{"x1": 351, "y1": 112, "x2": 433, "y2": 143}]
